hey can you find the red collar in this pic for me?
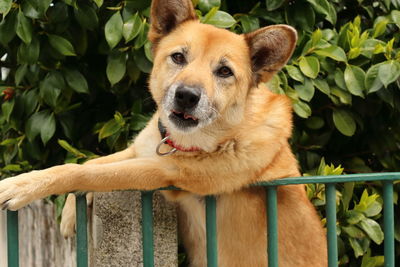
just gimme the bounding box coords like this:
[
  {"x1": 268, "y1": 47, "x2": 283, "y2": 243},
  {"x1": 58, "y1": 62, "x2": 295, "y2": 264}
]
[
  {"x1": 164, "y1": 133, "x2": 201, "y2": 152},
  {"x1": 158, "y1": 119, "x2": 201, "y2": 153}
]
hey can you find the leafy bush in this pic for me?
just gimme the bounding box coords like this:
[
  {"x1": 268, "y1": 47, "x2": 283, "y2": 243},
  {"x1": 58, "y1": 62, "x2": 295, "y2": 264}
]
[{"x1": 0, "y1": 0, "x2": 399, "y2": 266}]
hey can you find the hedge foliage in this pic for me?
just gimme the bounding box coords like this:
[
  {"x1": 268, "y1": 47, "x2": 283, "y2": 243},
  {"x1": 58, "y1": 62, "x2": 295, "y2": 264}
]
[{"x1": 0, "y1": 0, "x2": 399, "y2": 266}]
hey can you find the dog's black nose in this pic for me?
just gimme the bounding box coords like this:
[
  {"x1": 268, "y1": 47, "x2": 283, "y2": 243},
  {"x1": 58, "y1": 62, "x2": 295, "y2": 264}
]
[{"x1": 175, "y1": 86, "x2": 201, "y2": 110}]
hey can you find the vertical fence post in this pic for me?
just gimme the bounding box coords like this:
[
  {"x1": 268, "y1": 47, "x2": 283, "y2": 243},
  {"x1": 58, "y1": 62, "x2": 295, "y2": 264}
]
[
  {"x1": 325, "y1": 183, "x2": 338, "y2": 267},
  {"x1": 7, "y1": 211, "x2": 19, "y2": 267},
  {"x1": 266, "y1": 186, "x2": 278, "y2": 267},
  {"x1": 205, "y1": 196, "x2": 218, "y2": 267},
  {"x1": 141, "y1": 191, "x2": 154, "y2": 267},
  {"x1": 383, "y1": 181, "x2": 394, "y2": 267},
  {"x1": 76, "y1": 194, "x2": 88, "y2": 267}
]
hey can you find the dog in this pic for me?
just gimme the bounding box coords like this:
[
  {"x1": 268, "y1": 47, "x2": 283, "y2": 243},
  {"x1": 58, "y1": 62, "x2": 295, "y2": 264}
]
[{"x1": 0, "y1": 0, "x2": 327, "y2": 266}]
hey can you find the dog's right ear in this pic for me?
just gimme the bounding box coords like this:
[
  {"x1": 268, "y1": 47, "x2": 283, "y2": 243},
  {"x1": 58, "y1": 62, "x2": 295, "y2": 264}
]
[{"x1": 148, "y1": 0, "x2": 197, "y2": 44}]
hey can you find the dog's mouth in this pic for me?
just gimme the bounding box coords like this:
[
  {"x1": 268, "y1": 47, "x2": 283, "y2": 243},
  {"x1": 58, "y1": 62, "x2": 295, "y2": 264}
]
[{"x1": 169, "y1": 110, "x2": 199, "y2": 128}]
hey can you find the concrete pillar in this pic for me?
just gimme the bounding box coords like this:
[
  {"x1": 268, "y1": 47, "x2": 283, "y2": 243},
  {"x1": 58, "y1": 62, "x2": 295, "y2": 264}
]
[{"x1": 91, "y1": 191, "x2": 178, "y2": 267}]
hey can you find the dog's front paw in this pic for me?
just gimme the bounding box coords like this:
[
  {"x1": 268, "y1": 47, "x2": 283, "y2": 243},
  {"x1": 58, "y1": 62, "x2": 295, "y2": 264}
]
[{"x1": 0, "y1": 171, "x2": 49, "y2": 210}]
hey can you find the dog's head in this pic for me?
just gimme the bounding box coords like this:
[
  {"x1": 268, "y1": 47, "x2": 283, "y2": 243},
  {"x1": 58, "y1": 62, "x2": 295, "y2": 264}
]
[{"x1": 148, "y1": 0, "x2": 297, "y2": 134}]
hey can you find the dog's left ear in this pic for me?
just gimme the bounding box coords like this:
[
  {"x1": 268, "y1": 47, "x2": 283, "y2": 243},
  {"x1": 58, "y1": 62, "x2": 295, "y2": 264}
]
[
  {"x1": 244, "y1": 25, "x2": 297, "y2": 84},
  {"x1": 148, "y1": 0, "x2": 197, "y2": 45}
]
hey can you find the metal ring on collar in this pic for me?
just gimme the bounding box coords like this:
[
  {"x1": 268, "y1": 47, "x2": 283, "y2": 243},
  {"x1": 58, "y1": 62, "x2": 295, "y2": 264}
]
[{"x1": 156, "y1": 136, "x2": 177, "y2": 156}]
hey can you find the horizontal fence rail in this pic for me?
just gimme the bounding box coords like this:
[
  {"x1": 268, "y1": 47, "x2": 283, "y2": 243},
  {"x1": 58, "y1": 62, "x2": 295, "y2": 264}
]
[{"x1": 5, "y1": 172, "x2": 400, "y2": 267}]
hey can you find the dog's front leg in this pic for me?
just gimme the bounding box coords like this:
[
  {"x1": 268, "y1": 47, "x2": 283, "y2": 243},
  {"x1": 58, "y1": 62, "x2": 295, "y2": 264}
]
[
  {"x1": 0, "y1": 157, "x2": 178, "y2": 211},
  {"x1": 61, "y1": 146, "x2": 137, "y2": 237}
]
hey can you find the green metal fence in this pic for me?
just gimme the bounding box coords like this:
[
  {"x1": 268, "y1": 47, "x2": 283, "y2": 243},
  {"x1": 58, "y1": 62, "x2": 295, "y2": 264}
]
[{"x1": 5, "y1": 172, "x2": 400, "y2": 267}]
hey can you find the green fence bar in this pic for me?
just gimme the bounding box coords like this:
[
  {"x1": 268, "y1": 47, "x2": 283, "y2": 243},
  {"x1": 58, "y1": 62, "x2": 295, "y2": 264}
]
[
  {"x1": 205, "y1": 196, "x2": 218, "y2": 267},
  {"x1": 7, "y1": 210, "x2": 19, "y2": 267},
  {"x1": 383, "y1": 181, "x2": 394, "y2": 267},
  {"x1": 266, "y1": 186, "x2": 278, "y2": 267},
  {"x1": 325, "y1": 183, "x2": 338, "y2": 267},
  {"x1": 141, "y1": 191, "x2": 155, "y2": 267},
  {"x1": 257, "y1": 172, "x2": 400, "y2": 186},
  {"x1": 76, "y1": 195, "x2": 88, "y2": 267}
]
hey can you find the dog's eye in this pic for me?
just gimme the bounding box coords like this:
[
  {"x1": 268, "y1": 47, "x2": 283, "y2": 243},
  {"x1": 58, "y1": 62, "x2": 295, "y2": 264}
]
[
  {"x1": 171, "y1": 53, "x2": 186, "y2": 65},
  {"x1": 216, "y1": 66, "x2": 233, "y2": 78}
]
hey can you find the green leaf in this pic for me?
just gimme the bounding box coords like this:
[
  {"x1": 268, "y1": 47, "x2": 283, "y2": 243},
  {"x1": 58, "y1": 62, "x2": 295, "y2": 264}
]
[
  {"x1": 74, "y1": 4, "x2": 98, "y2": 31},
  {"x1": 314, "y1": 45, "x2": 347, "y2": 62},
  {"x1": 99, "y1": 118, "x2": 122, "y2": 141},
  {"x1": 239, "y1": 15, "x2": 259, "y2": 33},
  {"x1": 21, "y1": 0, "x2": 40, "y2": 19},
  {"x1": 333, "y1": 69, "x2": 346, "y2": 91},
  {"x1": 266, "y1": 0, "x2": 285, "y2": 11},
  {"x1": 105, "y1": 12, "x2": 123, "y2": 49},
  {"x1": 15, "y1": 64, "x2": 28, "y2": 86},
  {"x1": 305, "y1": 116, "x2": 324, "y2": 130},
  {"x1": 0, "y1": 0, "x2": 12, "y2": 17},
  {"x1": 313, "y1": 78, "x2": 330, "y2": 95},
  {"x1": 286, "y1": 2, "x2": 315, "y2": 32},
  {"x1": 25, "y1": 110, "x2": 50, "y2": 142},
  {"x1": 198, "y1": 0, "x2": 220, "y2": 12},
  {"x1": 37, "y1": 0, "x2": 52, "y2": 16},
  {"x1": 359, "y1": 218, "x2": 384, "y2": 245},
  {"x1": 342, "y1": 225, "x2": 365, "y2": 239},
  {"x1": 2, "y1": 99, "x2": 14, "y2": 122},
  {"x1": 107, "y1": 50, "x2": 127, "y2": 86},
  {"x1": 344, "y1": 65, "x2": 365, "y2": 97},
  {"x1": 342, "y1": 182, "x2": 354, "y2": 211},
  {"x1": 354, "y1": 189, "x2": 382, "y2": 217},
  {"x1": 92, "y1": 0, "x2": 103, "y2": 8},
  {"x1": 295, "y1": 78, "x2": 314, "y2": 101},
  {"x1": 348, "y1": 237, "x2": 364, "y2": 258},
  {"x1": 123, "y1": 12, "x2": 142, "y2": 43},
  {"x1": 41, "y1": 112, "x2": 56, "y2": 145},
  {"x1": 2, "y1": 164, "x2": 22, "y2": 172},
  {"x1": 391, "y1": 10, "x2": 400, "y2": 28},
  {"x1": 285, "y1": 65, "x2": 304, "y2": 83},
  {"x1": 205, "y1": 11, "x2": 236, "y2": 28},
  {"x1": 130, "y1": 114, "x2": 150, "y2": 131},
  {"x1": 0, "y1": 11, "x2": 17, "y2": 45},
  {"x1": 58, "y1": 139, "x2": 86, "y2": 158},
  {"x1": 48, "y1": 34, "x2": 76, "y2": 56},
  {"x1": 346, "y1": 210, "x2": 366, "y2": 225},
  {"x1": 40, "y1": 72, "x2": 64, "y2": 107},
  {"x1": 21, "y1": 89, "x2": 38, "y2": 116},
  {"x1": 311, "y1": 29, "x2": 322, "y2": 46},
  {"x1": 361, "y1": 252, "x2": 384, "y2": 267},
  {"x1": 365, "y1": 63, "x2": 383, "y2": 93},
  {"x1": 373, "y1": 19, "x2": 388, "y2": 38},
  {"x1": 144, "y1": 41, "x2": 153, "y2": 62},
  {"x1": 134, "y1": 22, "x2": 149, "y2": 49},
  {"x1": 306, "y1": 0, "x2": 336, "y2": 24},
  {"x1": 17, "y1": 36, "x2": 40, "y2": 64},
  {"x1": 133, "y1": 48, "x2": 153, "y2": 73},
  {"x1": 63, "y1": 69, "x2": 89, "y2": 94},
  {"x1": 378, "y1": 60, "x2": 400, "y2": 88},
  {"x1": 293, "y1": 100, "x2": 312, "y2": 118},
  {"x1": 333, "y1": 109, "x2": 356, "y2": 136},
  {"x1": 299, "y1": 56, "x2": 320, "y2": 79},
  {"x1": 16, "y1": 10, "x2": 33, "y2": 44}
]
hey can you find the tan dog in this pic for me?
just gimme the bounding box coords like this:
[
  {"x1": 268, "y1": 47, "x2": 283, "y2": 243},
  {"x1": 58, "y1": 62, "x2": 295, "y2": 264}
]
[{"x1": 0, "y1": 0, "x2": 327, "y2": 266}]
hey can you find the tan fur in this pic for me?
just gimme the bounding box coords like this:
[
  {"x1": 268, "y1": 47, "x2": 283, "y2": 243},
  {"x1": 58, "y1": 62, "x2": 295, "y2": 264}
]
[{"x1": 0, "y1": 0, "x2": 327, "y2": 266}]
